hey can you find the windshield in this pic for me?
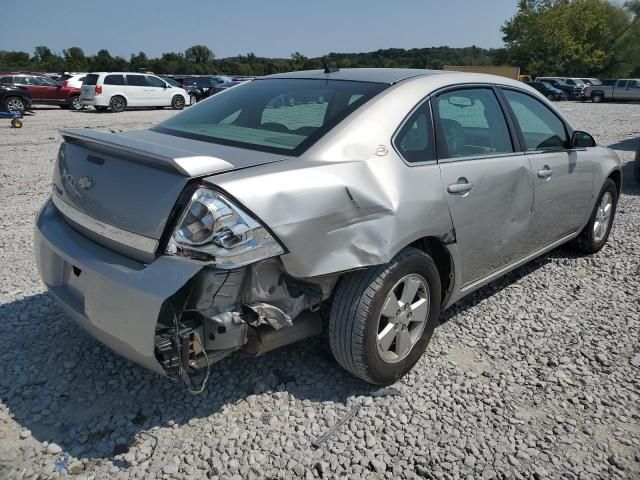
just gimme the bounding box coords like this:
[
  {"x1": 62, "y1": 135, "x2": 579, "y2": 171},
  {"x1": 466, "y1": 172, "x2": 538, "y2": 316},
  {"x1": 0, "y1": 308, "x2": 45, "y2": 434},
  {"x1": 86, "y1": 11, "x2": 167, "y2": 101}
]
[{"x1": 152, "y1": 78, "x2": 388, "y2": 156}]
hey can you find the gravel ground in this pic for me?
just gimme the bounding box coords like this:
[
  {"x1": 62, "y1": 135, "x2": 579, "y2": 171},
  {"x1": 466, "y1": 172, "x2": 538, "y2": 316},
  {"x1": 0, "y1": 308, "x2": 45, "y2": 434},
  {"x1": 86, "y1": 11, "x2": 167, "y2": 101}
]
[{"x1": 0, "y1": 103, "x2": 638, "y2": 480}]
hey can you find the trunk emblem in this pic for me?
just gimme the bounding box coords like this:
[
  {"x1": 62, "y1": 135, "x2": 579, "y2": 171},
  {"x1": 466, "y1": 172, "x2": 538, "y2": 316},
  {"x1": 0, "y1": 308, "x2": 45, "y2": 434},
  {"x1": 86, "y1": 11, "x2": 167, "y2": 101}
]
[{"x1": 78, "y1": 176, "x2": 95, "y2": 191}]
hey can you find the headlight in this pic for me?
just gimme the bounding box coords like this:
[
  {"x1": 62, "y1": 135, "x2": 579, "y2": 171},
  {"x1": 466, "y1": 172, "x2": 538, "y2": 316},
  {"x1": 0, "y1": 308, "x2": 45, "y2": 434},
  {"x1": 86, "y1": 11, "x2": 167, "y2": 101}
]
[{"x1": 166, "y1": 186, "x2": 285, "y2": 268}]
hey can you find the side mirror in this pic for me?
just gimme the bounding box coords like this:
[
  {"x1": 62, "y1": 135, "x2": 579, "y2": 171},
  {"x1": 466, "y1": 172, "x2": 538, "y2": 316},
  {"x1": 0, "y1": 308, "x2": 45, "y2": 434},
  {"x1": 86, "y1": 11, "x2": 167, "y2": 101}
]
[{"x1": 571, "y1": 131, "x2": 596, "y2": 149}]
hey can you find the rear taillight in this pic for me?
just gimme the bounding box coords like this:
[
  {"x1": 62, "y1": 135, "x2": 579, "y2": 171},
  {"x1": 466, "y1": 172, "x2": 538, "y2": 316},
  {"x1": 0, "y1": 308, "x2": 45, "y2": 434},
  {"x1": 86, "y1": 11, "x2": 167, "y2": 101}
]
[{"x1": 95, "y1": 85, "x2": 102, "y2": 95}]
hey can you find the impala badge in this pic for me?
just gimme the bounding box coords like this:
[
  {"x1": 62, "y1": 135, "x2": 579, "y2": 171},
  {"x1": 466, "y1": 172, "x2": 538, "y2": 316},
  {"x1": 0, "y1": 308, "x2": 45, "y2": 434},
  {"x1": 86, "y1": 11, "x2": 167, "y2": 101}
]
[{"x1": 78, "y1": 176, "x2": 95, "y2": 191}]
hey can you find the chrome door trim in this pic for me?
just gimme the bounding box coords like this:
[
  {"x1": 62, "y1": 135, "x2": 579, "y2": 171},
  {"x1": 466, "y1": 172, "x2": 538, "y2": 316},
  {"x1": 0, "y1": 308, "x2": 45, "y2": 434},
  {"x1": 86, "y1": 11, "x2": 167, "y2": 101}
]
[
  {"x1": 459, "y1": 232, "x2": 576, "y2": 294},
  {"x1": 51, "y1": 194, "x2": 159, "y2": 254}
]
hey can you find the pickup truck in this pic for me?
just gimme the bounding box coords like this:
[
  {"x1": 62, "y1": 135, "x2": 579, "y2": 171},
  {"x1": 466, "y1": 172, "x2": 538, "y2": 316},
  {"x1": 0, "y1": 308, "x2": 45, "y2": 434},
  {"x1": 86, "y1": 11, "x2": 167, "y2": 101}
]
[{"x1": 585, "y1": 79, "x2": 640, "y2": 103}]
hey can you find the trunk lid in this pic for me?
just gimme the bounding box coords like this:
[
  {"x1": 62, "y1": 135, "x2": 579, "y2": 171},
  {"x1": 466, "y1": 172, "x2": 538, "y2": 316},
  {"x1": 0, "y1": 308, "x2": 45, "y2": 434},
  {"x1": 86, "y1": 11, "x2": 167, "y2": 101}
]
[{"x1": 52, "y1": 128, "x2": 288, "y2": 261}]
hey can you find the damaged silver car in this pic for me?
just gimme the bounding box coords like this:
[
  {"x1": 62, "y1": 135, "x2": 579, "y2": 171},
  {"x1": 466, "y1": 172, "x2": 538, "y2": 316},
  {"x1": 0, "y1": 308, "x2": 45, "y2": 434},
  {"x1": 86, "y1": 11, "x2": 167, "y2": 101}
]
[{"x1": 35, "y1": 68, "x2": 622, "y2": 388}]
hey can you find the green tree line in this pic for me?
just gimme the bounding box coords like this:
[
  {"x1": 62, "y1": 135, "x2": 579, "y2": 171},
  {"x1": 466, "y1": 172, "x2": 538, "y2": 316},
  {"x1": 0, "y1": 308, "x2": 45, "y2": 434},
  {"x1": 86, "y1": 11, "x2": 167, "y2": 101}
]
[
  {"x1": 0, "y1": 44, "x2": 505, "y2": 77},
  {"x1": 0, "y1": 0, "x2": 637, "y2": 78}
]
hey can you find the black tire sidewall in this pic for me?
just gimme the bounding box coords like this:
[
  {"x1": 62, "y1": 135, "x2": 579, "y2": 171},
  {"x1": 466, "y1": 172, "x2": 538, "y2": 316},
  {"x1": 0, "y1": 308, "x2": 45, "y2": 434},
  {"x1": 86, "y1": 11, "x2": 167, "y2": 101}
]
[
  {"x1": 172, "y1": 96, "x2": 185, "y2": 110},
  {"x1": 362, "y1": 252, "x2": 441, "y2": 384},
  {"x1": 634, "y1": 148, "x2": 640, "y2": 182},
  {"x1": 110, "y1": 96, "x2": 126, "y2": 112}
]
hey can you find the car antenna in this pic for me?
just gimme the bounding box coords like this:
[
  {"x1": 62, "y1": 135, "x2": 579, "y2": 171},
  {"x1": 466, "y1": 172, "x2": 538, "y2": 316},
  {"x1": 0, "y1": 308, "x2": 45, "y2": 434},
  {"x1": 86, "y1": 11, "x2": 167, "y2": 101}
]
[{"x1": 323, "y1": 55, "x2": 339, "y2": 74}]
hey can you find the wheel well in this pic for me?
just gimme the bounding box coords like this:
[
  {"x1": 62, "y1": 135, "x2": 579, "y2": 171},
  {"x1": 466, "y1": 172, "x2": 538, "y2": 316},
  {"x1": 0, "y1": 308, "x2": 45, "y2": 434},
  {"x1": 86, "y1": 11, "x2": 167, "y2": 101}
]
[
  {"x1": 410, "y1": 237, "x2": 454, "y2": 304},
  {"x1": 609, "y1": 169, "x2": 622, "y2": 195}
]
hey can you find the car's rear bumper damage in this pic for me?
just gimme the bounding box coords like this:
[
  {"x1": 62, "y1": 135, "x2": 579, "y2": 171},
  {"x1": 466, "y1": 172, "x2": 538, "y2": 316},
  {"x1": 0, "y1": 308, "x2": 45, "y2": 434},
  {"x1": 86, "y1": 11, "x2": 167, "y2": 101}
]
[{"x1": 35, "y1": 199, "x2": 335, "y2": 386}]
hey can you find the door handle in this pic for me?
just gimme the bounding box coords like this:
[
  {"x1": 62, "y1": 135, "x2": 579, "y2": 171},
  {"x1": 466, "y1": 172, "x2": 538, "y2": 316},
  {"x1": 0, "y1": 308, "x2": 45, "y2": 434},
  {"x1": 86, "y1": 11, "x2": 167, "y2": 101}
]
[
  {"x1": 537, "y1": 166, "x2": 553, "y2": 179},
  {"x1": 447, "y1": 178, "x2": 474, "y2": 194}
]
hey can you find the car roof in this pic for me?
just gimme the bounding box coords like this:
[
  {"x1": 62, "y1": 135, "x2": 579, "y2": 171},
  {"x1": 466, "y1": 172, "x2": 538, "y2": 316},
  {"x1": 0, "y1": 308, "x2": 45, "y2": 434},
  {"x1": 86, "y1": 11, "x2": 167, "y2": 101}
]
[{"x1": 263, "y1": 68, "x2": 445, "y2": 84}]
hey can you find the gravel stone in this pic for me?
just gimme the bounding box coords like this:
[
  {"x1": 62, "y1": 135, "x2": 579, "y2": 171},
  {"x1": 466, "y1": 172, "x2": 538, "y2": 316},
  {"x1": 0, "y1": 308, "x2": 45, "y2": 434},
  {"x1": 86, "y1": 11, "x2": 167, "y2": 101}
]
[{"x1": 0, "y1": 103, "x2": 638, "y2": 479}]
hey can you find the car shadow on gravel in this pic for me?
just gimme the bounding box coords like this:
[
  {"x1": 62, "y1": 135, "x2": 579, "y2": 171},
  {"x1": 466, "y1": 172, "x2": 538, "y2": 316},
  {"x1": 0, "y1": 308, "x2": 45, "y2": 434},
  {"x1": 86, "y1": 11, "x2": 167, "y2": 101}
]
[{"x1": 0, "y1": 292, "x2": 374, "y2": 462}]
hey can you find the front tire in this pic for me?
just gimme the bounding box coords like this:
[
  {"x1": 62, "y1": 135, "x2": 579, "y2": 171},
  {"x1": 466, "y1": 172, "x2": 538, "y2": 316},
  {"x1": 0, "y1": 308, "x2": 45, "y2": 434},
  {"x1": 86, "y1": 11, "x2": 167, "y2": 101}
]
[
  {"x1": 189, "y1": 93, "x2": 197, "y2": 105},
  {"x1": 109, "y1": 96, "x2": 127, "y2": 113},
  {"x1": 572, "y1": 179, "x2": 618, "y2": 254},
  {"x1": 3, "y1": 96, "x2": 26, "y2": 113},
  {"x1": 591, "y1": 93, "x2": 604, "y2": 103},
  {"x1": 329, "y1": 247, "x2": 441, "y2": 385},
  {"x1": 172, "y1": 95, "x2": 185, "y2": 110}
]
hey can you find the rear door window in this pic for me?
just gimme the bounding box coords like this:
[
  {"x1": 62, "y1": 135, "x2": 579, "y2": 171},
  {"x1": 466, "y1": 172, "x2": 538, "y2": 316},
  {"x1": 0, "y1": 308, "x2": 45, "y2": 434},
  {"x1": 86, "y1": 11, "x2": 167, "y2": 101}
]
[
  {"x1": 104, "y1": 74, "x2": 125, "y2": 85},
  {"x1": 0, "y1": 76, "x2": 12, "y2": 84},
  {"x1": 502, "y1": 89, "x2": 568, "y2": 151},
  {"x1": 435, "y1": 88, "x2": 513, "y2": 159},
  {"x1": 616, "y1": 80, "x2": 628, "y2": 88},
  {"x1": 126, "y1": 75, "x2": 147, "y2": 87},
  {"x1": 393, "y1": 104, "x2": 434, "y2": 163}
]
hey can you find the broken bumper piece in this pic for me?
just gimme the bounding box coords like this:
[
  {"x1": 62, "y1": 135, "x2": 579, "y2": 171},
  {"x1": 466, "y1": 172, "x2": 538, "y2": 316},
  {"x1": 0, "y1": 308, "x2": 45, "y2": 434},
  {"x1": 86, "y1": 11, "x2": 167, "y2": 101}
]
[{"x1": 34, "y1": 199, "x2": 331, "y2": 383}]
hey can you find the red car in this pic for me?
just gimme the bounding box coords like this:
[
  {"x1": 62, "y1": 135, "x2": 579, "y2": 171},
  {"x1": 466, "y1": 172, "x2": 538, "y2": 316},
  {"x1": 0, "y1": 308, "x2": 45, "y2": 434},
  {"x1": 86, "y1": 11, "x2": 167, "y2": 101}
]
[{"x1": 0, "y1": 73, "x2": 82, "y2": 110}]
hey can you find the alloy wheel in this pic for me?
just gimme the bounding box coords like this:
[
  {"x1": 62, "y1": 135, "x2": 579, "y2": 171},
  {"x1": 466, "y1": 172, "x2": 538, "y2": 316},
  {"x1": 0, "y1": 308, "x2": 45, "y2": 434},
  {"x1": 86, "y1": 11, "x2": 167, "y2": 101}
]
[
  {"x1": 6, "y1": 98, "x2": 24, "y2": 112},
  {"x1": 593, "y1": 191, "x2": 613, "y2": 243},
  {"x1": 376, "y1": 274, "x2": 430, "y2": 363}
]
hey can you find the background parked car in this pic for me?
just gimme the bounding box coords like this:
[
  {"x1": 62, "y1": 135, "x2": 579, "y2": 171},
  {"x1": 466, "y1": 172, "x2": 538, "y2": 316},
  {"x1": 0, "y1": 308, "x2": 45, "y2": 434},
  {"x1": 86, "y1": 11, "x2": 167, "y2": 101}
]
[
  {"x1": 0, "y1": 73, "x2": 82, "y2": 110},
  {"x1": 173, "y1": 76, "x2": 231, "y2": 104},
  {"x1": 534, "y1": 77, "x2": 584, "y2": 99},
  {"x1": 526, "y1": 81, "x2": 567, "y2": 100},
  {"x1": 80, "y1": 72, "x2": 190, "y2": 112},
  {"x1": 208, "y1": 80, "x2": 247, "y2": 96},
  {"x1": 0, "y1": 84, "x2": 32, "y2": 113},
  {"x1": 581, "y1": 78, "x2": 602, "y2": 86},
  {"x1": 60, "y1": 74, "x2": 87, "y2": 89},
  {"x1": 584, "y1": 78, "x2": 640, "y2": 103}
]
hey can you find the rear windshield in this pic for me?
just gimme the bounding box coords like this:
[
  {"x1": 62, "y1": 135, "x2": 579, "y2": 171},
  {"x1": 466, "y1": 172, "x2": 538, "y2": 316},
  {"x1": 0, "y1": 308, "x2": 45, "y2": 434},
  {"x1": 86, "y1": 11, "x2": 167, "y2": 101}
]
[
  {"x1": 152, "y1": 78, "x2": 388, "y2": 156},
  {"x1": 83, "y1": 74, "x2": 99, "y2": 86}
]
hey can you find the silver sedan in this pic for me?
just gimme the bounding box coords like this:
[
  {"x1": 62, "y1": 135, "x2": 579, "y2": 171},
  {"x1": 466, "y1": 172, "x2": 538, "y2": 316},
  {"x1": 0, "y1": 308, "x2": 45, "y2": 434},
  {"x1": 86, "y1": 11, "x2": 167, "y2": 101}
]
[{"x1": 34, "y1": 68, "x2": 621, "y2": 388}]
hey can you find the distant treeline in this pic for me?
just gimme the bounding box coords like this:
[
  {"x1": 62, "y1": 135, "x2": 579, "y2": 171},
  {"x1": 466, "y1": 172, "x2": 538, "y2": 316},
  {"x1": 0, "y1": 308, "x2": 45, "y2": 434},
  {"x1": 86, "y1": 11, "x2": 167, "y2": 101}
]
[
  {"x1": 1, "y1": 0, "x2": 638, "y2": 78},
  {"x1": 0, "y1": 45, "x2": 505, "y2": 77}
]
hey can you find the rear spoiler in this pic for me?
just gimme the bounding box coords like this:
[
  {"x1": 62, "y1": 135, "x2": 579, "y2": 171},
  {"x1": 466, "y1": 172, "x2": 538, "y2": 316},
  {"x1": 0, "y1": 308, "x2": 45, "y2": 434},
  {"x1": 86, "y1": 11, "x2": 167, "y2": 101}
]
[{"x1": 61, "y1": 129, "x2": 234, "y2": 177}]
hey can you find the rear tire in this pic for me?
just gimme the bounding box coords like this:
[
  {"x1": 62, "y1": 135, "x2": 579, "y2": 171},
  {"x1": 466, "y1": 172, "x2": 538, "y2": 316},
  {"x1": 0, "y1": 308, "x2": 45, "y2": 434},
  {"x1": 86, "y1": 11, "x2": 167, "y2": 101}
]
[
  {"x1": 109, "y1": 96, "x2": 126, "y2": 113},
  {"x1": 171, "y1": 95, "x2": 185, "y2": 110},
  {"x1": 189, "y1": 93, "x2": 197, "y2": 105},
  {"x1": 591, "y1": 93, "x2": 604, "y2": 103},
  {"x1": 329, "y1": 247, "x2": 441, "y2": 385},
  {"x1": 571, "y1": 179, "x2": 617, "y2": 254},
  {"x1": 634, "y1": 146, "x2": 640, "y2": 182},
  {"x1": 70, "y1": 95, "x2": 82, "y2": 110}
]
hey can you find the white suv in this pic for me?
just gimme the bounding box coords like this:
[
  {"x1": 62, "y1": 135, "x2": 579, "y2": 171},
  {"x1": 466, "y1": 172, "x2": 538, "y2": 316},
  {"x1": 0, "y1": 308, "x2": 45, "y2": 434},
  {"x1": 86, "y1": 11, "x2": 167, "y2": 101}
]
[{"x1": 80, "y1": 72, "x2": 190, "y2": 112}]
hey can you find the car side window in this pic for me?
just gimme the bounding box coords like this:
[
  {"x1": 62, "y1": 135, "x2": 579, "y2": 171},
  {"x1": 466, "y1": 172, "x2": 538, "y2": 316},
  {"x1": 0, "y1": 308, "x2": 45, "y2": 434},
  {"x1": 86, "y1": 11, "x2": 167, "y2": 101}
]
[
  {"x1": 435, "y1": 88, "x2": 513, "y2": 159},
  {"x1": 126, "y1": 75, "x2": 147, "y2": 87},
  {"x1": 0, "y1": 77, "x2": 12, "y2": 84},
  {"x1": 13, "y1": 76, "x2": 28, "y2": 85},
  {"x1": 616, "y1": 80, "x2": 627, "y2": 88},
  {"x1": 104, "y1": 74, "x2": 125, "y2": 85},
  {"x1": 503, "y1": 89, "x2": 568, "y2": 151},
  {"x1": 565, "y1": 79, "x2": 575, "y2": 86},
  {"x1": 147, "y1": 76, "x2": 166, "y2": 88},
  {"x1": 39, "y1": 77, "x2": 59, "y2": 87},
  {"x1": 393, "y1": 104, "x2": 434, "y2": 163}
]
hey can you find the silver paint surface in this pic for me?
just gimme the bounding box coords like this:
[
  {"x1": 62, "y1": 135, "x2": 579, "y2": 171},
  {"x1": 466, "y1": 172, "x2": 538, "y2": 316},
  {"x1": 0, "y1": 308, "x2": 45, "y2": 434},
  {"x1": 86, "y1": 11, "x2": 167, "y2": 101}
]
[{"x1": 34, "y1": 69, "x2": 623, "y2": 372}]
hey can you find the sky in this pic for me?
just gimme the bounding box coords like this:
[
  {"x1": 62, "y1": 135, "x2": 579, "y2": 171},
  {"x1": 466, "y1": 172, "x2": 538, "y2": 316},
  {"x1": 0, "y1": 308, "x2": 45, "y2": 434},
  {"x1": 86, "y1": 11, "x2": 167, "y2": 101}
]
[{"x1": 0, "y1": 0, "x2": 519, "y2": 59}]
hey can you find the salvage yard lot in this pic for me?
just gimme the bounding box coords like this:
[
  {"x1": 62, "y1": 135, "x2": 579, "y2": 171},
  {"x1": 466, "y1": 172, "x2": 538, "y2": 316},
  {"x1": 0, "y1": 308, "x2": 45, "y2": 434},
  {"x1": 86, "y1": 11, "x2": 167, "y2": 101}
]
[{"x1": 0, "y1": 103, "x2": 639, "y2": 479}]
